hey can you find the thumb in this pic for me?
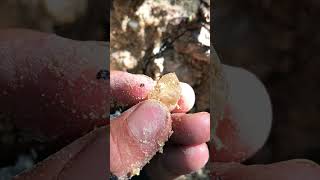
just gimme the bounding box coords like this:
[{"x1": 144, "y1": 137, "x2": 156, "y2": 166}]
[{"x1": 110, "y1": 100, "x2": 172, "y2": 179}]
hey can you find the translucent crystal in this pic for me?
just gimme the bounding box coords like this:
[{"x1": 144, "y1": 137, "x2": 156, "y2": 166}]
[{"x1": 148, "y1": 73, "x2": 181, "y2": 111}]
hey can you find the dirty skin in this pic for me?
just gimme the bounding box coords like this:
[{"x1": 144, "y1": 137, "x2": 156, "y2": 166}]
[{"x1": 112, "y1": 73, "x2": 181, "y2": 179}]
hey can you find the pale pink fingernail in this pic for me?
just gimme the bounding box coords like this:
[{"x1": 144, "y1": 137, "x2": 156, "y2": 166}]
[{"x1": 127, "y1": 100, "x2": 168, "y2": 143}]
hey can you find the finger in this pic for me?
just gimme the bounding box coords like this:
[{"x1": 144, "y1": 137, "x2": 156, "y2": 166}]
[
  {"x1": 110, "y1": 71, "x2": 195, "y2": 112},
  {"x1": 0, "y1": 28, "x2": 50, "y2": 41},
  {"x1": 110, "y1": 71, "x2": 155, "y2": 107},
  {"x1": 170, "y1": 112, "x2": 210, "y2": 145},
  {"x1": 210, "y1": 65, "x2": 272, "y2": 162},
  {"x1": 0, "y1": 29, "x2": 108, "y2": 142},
  {"x1": 145, "y1": 143, "x2": 209, "y2": 180},
  {"x1": 172, "y1": 82, "x2": 195, "y2": 113},
  {"x1": 13, "y1": 127, "x2": 108, "y2": 180},
  {"x1": 209, "y1": 159, "x2": 320, "y2": 180},
  {"x1": 110, "y1": 100, "x2": 172, "y2": 179}
]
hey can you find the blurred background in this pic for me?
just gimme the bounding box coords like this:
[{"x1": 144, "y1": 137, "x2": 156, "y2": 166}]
[
  {"x1": 214, "y1": 0, "x2": 320, "y2": 164},
  {"x1": 0, "y1": 0, "x2": 107, "y2": 179},
  {"x1": 0, "y1": 0, "x2": 108, "y2": 41}
]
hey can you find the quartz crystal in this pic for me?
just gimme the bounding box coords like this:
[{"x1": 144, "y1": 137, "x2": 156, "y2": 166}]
[{"x1": 148, "y1": 73, "x2": 181, "y2": 111}]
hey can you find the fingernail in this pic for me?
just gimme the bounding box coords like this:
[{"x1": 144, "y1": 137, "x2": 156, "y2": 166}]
[{"x1": 127, "y1": 100, "x2": 168, "y2": 143}]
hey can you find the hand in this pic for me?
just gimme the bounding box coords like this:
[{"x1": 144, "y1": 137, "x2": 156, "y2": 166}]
[
  {"x1": 0, "y1": 29, "x2": 108, "y2": 142},
  {"x1": 109, "y1": 71, "x2": 210, "y2": 179},
  {"x1": 208, "y1": 65, "x2": 320, "y2": 179},
  {"x1": 1, "y1": 29, "x2": 319, "y2": 180},
  {"x1": 1, "y1": 29, "x2": 209, "y2": 180},
  {"x1": 0, "y1": 29, "x2": 108, "y2": 180}
]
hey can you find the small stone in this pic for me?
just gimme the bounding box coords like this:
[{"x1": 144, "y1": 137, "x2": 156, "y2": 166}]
[{"x1": 148, "y1": 73, "x2": 181, "y2": 111}]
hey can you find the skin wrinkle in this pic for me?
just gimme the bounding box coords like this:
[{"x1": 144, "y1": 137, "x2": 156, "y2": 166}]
[
  {"x1": 56, "y1": 128, "x2": 105, "y2": 180},
  {"x1": 111, "y1": 100, "x2": 172, "y2": 178},
  {"x1": 111, "y1": 103, "x2": 144, "y2": 177},
  {"x1": 110, "y1": 126, "x2": 125, "y2": 177},
  {"x1": 115, "y1": 134, "x2": 126, "y2": 178},
  {"x1": 126, "y1": 102, "x2": 158, "y2": 143},
  {"x1": 123, "y1": 109, "x2": 149, "y2": 173},
  {"x1": 12, "y1": 127, "x2": 100, "y2": 180}
]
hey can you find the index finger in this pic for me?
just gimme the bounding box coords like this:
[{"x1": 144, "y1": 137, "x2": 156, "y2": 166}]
[{"x1": 110, "y1": 71, "x2": 195, "y2": 113}]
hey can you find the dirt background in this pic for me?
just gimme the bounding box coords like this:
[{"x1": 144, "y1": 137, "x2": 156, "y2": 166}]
[
  {"x1": 0, "y1": 0, "x2": 108, "y2": 41},
  {"x1": 214, "y1": 0, "x2": 320, "y2": 165},
  {"x1": 110, "y1": 0, "x2": 210, "y2": 114}
]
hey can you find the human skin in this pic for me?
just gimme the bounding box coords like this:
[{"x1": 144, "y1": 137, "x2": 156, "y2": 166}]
[
  {"x1": 13, "y1": 66, "x2": 320, "y2": 179},
  {"x1": 0, "y1": 29, "x2": 318, "y2": 179},
  {"x1": 110, "y1": 71, "x2": 210, "y2": 179},
  {"x1": 0, "y1": 29, "x2": 208, "y2": 179},
  {"x1": 0, "y1": 29, "x2": 109, "y2": 180},
  {"x1": 208, "y1": 65, "x2": 320, "y2": 179},
  {"x1": 209, "y1": 65, "x2": 273, "y2": 162},
  {"x1": 0, "y1": 29, "x2": 109, "y2": 142},
  {"x1": 209, "y1": 159, "x2": 320, "y2": 180}
]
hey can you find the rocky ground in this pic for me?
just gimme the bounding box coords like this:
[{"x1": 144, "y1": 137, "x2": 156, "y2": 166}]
[{"x1": 110, "y1": 0, "x2": 211, "y2": 113}]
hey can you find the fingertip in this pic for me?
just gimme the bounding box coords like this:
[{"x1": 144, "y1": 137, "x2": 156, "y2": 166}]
[
  {"x1": 171, "y1": 112, "x2": 210, "y2": 145},
  {"x1": 172, "y1": 82, "x2": 195, "y2": 113},
  {"x1": 162, "y1": 143, "x2": 209, "y2": 176},
  {"x1": 210, "y1": 65, "x2": 272, "y2": 162},
  {"x1": 110, "y1": 71, "x2": 155, "y2": 106}
]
